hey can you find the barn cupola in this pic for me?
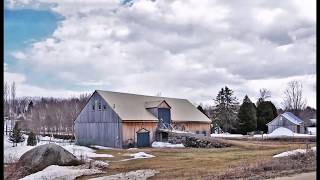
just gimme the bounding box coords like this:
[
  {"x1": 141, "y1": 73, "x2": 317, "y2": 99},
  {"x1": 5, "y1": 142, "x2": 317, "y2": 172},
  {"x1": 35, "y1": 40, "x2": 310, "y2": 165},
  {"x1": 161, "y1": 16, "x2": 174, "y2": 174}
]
[{"x1": 144, "y1": 100, "x2": 171, "y2": 125}]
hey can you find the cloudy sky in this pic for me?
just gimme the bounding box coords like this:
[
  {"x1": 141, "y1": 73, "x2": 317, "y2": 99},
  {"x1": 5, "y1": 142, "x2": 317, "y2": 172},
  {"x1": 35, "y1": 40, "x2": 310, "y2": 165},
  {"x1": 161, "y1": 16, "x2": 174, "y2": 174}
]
[{"x1": 4, "y1": 0, "x2": 316, "y2": 108}]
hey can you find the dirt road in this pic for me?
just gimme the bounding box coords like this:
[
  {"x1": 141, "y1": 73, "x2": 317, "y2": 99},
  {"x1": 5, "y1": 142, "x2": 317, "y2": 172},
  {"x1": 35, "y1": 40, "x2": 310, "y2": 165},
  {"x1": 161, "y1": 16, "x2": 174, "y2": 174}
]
[{"x1": 271, "y1": 172, "x2": 316, "y2": 180}]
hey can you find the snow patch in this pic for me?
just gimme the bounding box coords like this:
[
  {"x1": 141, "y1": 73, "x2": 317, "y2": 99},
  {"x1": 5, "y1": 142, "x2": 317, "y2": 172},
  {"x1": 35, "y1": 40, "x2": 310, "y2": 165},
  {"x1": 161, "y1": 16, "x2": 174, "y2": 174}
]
[
  {"x1": 172, "y1": 130, "x2": 194, "y2": 134},
  {"x1": 121, "y1": 152, "x2": 155, "y2": 161},
  {"x1": 58, "y1": 144, "x2": 113, "y2": 158},
  {"x1": 211, "y1": 133, "x2": 243, "y2": 138},
  {"x1": 89, "y1": 160, "x2": 109, "y2": 169},
  {"x1": 91, "y1": 145, "x2": 113, "y2": 150},
  {"x1": 152, "y1": 141, "x2": 185, "y2": 148},
  {"x1": 20, "y1": 165, "x2": 102, "y2": 180},
  {"x1": 89, "y1": 169, "x2": 158, "y2": 180},
  {"x1": 273, "y1": 146, "x2": 317, "y2": 158}
]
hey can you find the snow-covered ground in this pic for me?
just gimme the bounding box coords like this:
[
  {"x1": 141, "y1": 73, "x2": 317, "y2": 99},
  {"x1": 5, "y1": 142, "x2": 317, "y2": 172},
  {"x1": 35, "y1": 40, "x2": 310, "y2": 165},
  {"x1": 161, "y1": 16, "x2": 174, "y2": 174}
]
[
  {"x1": 63, "y1": 144, "x2": 114, "y2": 158},
  {"x1": 211, "y1": 133, "x2": 244, "y2": 138},
  {"x1": 89, "y1": 169, "x2": 159, "y2": 180},
  {"x1": 4, "y1": 134, "x2": 47, "y2": 163},
  {"x1": 3, "y1": 134, "x2": 113, "y2": 163},
  {"x1": 20, "y1": 165, "x2": 103, "y2": 180},
  {"x1": 306, "y1": 127, "x2": 316, "y2": 135},
  {"x1": 273, "y1": 146, "x2": 316, "y2": 158},
  {"x1": 152, "y1": 141, "x2": 185, "y2": 148},
  {"x1": 211, "y1": 127, "x2": 316, "y2": 139},
  {"x1": 121, "y1": 152, "x2": 155, "y2": 161},
  {"x1": 253, "y1": 127, "x2": 316, "y2": 138}
]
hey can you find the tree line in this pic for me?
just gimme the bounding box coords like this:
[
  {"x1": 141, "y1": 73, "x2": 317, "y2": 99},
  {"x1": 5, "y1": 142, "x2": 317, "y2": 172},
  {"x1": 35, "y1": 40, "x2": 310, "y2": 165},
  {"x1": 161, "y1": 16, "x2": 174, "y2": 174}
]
[
  {"x1": 3, "y1": 79, "x2": 315, "y2": 137},
  {"x1": 198, "y1": 80, "x2": 315, "y2": 134},
  {"x1": 3, "y1": 81, "x2": 90, "y2": 135}
]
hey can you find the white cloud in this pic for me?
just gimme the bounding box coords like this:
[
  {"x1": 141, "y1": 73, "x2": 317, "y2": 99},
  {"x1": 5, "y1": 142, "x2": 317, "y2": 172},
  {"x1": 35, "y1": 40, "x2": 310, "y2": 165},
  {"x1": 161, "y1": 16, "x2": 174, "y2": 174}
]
[
  {"x1": 254, "y1": 8, "x2": 284, "y2": 25},
  {"x1": 4, "y1": 69, "x2": 88, "y2": 98},
  {"x1": 11, "y1": 51, "x2": 27, "y2": 60},
  {"x1": 5, "y1": 0, "x2": 316, "y2": 108}
]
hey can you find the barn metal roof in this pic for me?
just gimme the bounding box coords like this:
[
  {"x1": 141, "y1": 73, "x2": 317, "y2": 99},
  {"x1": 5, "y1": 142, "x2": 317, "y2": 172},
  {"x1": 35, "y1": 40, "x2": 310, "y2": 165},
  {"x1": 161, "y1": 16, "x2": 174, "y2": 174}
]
[
  {"x1": 281, "y1": 112, "x2": 304, "y2": 125},
  {"x1": 144, "y1": 100, "x2": 171, "y2": 109},
  {"x1": 96, "y1": 90, "x2": 211, "y2": 123},
  {"x1": 266, "y1": 112, "x2": 304, "y2": 126}
]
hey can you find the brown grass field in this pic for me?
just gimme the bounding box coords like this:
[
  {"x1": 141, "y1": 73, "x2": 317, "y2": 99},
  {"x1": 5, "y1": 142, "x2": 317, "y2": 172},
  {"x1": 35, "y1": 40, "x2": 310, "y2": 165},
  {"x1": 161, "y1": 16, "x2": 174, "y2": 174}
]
[{"x1": 77, "y1": 140, "x2": 316, "y2": 180}]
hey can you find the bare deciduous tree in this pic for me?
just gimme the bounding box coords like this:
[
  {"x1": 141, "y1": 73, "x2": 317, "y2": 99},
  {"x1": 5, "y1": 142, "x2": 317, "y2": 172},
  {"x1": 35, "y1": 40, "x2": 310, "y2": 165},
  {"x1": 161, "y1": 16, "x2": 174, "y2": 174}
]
[
  {"x1": 282, "y1": 80, "x2": 307, "y2": 115},
  {"x1": 259, "y1": 88, "x2": 271, "y2": 102},
  {"x1": 10, "y1": 82, "x2": 16, "y2": 128},
  {"x1": 4, "y1": 81, "x2": 9, "y2": 116},
  {"x1": 4, "y1": 81, "x2": 9, "y2": 134}
]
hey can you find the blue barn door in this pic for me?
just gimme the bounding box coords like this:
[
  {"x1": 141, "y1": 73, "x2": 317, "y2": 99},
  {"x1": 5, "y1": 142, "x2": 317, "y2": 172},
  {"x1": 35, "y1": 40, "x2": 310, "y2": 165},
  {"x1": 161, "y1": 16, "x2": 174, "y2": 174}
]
[
  {"x1": 136, "y1": 128, "x2": 150, "y2": 147},
  {"x1": 158, "y1": 108, "x2": 171, "y2": 124}
]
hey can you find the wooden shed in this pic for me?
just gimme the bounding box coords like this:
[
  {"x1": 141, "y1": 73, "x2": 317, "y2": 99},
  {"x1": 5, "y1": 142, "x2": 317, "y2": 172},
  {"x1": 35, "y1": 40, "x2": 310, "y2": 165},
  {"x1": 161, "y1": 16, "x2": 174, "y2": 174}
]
[
  {"x1": 74, "y1": 90, "x2": 211, "y2": 148},
  {"x1": 267, "y1": 112, "x2": 305, "y2": 134}
]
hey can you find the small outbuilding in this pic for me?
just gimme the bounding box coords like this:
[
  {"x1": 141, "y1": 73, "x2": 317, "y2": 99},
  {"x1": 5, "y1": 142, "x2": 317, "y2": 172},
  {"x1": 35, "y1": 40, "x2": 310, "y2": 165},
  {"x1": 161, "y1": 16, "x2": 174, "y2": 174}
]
[{"x1": 267, "y1": 112, "x2": 304, "y2": 134}]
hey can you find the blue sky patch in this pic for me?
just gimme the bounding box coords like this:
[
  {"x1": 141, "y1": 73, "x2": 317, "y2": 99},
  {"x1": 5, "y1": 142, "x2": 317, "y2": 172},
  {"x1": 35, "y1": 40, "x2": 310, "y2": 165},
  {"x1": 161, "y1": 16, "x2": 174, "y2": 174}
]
[{"x1": 4, "y1": 9, "x2": 63, "y2": 67}]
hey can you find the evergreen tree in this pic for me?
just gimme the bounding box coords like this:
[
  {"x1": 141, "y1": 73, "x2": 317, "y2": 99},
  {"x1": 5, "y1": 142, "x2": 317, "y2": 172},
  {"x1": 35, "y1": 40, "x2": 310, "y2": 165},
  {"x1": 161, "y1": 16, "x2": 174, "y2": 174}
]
[
  {"x1": 213, "y1": 86, "x2": 239, "y2": 133},
  {"x1": 27, "y1": 131, "x2": 37, "y2": 146},
  {"x1": 9, "y1": 123, "x2": 25, "y2": 147},
  {"x1": 256, "y1": 101, "x2": 278, "y2": 133},
  {"x1": 237, "y1": 95, "x2": 257, "y2": 134}
]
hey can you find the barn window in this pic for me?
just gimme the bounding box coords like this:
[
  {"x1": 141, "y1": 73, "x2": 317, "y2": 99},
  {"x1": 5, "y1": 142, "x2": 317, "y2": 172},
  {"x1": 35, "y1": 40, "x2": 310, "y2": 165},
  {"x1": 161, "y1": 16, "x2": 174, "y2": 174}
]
[
  {"x1": 98, "y1": 102, "x2": 102, "y2": 110},
  {"x1": 92, "y1": 103, "x2": 95, "y2": 110},
  {"x1": 103, "y1": 104, "x2": 107, "y2": 110}
]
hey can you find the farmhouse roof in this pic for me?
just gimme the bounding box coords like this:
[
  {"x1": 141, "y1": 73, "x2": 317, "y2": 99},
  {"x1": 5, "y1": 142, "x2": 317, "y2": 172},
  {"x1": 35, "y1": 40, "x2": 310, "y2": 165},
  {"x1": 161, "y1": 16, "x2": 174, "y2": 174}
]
[{"x1": 96, "y1": 90, "x2": 211, "y2": 123}]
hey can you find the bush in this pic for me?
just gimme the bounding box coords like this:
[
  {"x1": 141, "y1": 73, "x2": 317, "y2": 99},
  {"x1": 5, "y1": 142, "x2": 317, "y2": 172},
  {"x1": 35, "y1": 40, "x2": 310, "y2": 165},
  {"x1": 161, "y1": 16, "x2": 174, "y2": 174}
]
[{"x1": 27, "y1": 131, "x2": 37, "y2": 146}]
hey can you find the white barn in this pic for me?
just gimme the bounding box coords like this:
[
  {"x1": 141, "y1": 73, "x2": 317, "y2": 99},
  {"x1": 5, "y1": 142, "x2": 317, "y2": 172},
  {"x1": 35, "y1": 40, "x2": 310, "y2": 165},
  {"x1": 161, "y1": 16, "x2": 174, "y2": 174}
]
[{"x1": 267, "y1": 112, "x2": 305, "y2": 134}]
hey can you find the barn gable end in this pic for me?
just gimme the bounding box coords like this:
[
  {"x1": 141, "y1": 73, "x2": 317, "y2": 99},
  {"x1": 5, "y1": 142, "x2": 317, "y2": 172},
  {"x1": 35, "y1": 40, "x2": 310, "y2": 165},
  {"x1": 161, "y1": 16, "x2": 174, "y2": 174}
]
[{"x1": 74, "y1": 91, "x2": 122, "y2": 148}]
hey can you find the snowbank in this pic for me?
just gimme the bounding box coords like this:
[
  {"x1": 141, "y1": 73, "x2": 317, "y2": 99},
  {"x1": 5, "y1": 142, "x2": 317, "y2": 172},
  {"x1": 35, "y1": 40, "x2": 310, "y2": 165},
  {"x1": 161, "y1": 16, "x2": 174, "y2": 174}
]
[
  {"x1": 269, "y1": 127, "x2": 294, "y2": 137},
  {"x1": 20, "y1": 165, "x2": 102, "y2": 180},
  {"x1": 152, "y1": 141, "x2": 185, "y2": 148},
  {"x1": 121, "y1": 152, "x2": 155, "y2": 161},
  {"x1": 89, "y1": 169, "x2": 158, "y2": 180},
  {"x1": 273, "y1": 146, "x2": 316, "y2": 158}
]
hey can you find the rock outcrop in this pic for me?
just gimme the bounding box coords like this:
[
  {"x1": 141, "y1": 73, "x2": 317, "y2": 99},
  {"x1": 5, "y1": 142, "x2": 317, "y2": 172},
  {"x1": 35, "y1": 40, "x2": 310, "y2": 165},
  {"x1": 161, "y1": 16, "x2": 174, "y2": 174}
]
[{"x1": 6, "y1": 143, "x2": 82, "y2": 180}]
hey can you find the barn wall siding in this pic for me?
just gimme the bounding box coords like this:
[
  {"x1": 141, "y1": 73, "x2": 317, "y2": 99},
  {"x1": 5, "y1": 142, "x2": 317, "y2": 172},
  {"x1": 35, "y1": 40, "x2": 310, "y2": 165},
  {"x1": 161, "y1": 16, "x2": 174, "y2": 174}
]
[
  {"x1": 74, "y1": 92, "x2": 122, "y2": 148},
  {"x1": 122, "y1": 121, "x2": 158, "y2": 147}
]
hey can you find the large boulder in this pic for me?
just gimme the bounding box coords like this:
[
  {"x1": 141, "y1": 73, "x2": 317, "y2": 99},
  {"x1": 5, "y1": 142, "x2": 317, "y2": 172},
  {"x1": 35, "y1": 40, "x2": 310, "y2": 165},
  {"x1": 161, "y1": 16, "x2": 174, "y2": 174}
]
[{"x1": 7, "y1": 143, "x2": 83, "y2": 179}]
